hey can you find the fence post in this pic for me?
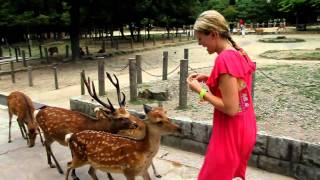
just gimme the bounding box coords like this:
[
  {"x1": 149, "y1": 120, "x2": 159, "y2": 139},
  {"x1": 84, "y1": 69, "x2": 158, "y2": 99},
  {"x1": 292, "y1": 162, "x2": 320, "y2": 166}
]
[
  {"x1": 142, "y1": 37, "x2": 145, "y2": 47},
  {"x1": 66, "y1": 45, "x2": 69, "y2": 58},
  {"x1": 129, "y1": 58, "x2": 137, "y2": 101},
  {"x1": 85, "y1": 46, "x2": 89, "y2": 55},
  {"x1": 80, "y1": 70, "x2": 85, "y2": 95},
  {"x1": 184, "y1": 48, "x2": 189, "y2": 60},
  {"x1": 9, "y1": 47, "x2": 12, "y2": 57},
  {"x1": 131, "y1": 38, "x2": 134, "y2": 49},
  {"x1": 0, "y1": 46, "x2": 2, "y2": 57},
  {"x1": 39, "y1": 45, "x2": 43, "y2": 59},
  {"x1": 44, "y1": 47, "x2": 49, "y2": 63},
  {"x1": 98, "y1": 59, "x2": 105, "y2": 96},
  {"x1": 162, "y1": 51, "x2": 168, "y2": 80},
  {"x1": 136, "y1": 55, "x2": 142, "y2": 84},
  {"x1": 179, "y1": 33, "x2": 182, "y2": 42},
  {"x1": 27, "y1": 43, "x2": 32, "y2": 57},
  {"x1": 10, "y1": 61, "x2": 15, "y2": 83},
  {"x1": 116, "y1": 39, "x2": 119, "y2": 50},
  {"x1": 15, "y1": 47, "x2": 19, "y2": 62},
  {"x1": 28, "y1": 66, "x2": 33, "y2": 87},
  {"x1": 53, "y1": 64, "x2": 59, "y2": 89},
  {"x1": 22, "y1": 50, "x2": 27, "y2": 67},
  {"x1": 179, "y1": 59, "x2": 188, "y2": 109},
  {"x1": 102, "y1": 40, "x2": 106, "y2": 52}
]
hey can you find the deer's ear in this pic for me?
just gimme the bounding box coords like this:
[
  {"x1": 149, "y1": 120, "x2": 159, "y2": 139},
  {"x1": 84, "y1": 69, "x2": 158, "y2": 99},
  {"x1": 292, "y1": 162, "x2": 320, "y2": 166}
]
[{"x1": 143, "y1": 104, "x2": 153, "y2": 114}]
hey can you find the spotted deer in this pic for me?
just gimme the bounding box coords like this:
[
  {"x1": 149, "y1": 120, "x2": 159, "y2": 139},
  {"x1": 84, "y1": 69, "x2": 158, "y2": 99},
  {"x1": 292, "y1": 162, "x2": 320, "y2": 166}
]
[
  {"x1": 65, "y1": 104, "x2": 182, "y2": 180},
  {"x1": 7, "y1": 91, "x2": 43, "y2": 147},
  {"x1": 35, "y1": 73, "x2": 144, "y2": 180}
]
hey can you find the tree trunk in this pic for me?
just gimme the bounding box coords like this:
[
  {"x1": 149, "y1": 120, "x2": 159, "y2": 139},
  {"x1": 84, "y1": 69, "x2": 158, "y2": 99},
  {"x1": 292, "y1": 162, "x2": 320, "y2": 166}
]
[{"x1": 69, "y1": 0, "x2": 80, "y2": 60}]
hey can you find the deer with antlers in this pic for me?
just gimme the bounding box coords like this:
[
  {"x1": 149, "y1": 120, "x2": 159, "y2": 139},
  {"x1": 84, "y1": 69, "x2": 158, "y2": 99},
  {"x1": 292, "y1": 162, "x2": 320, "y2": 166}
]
[
  {"x1": 65, "y1": 104, "x2": 182, "y2": 180},
  {"x1": 35, "y1": 73, "x2": 146, "y2": 180},
  {"x1": 7, "y1": 91, "x2": 43, "y2": 147}
]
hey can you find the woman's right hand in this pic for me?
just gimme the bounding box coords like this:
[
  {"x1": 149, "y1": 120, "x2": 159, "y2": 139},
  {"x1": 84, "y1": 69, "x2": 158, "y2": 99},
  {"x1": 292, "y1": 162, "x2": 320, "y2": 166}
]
[{"x1": 187, "y1": 73, "x2": 208, "y2": 83}]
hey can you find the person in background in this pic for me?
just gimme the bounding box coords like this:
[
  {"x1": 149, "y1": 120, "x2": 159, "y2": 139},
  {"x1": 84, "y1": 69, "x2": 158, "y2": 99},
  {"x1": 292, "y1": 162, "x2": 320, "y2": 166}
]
[{"x1": 187, "y1": 10, "x2": 257, "y2": 180}]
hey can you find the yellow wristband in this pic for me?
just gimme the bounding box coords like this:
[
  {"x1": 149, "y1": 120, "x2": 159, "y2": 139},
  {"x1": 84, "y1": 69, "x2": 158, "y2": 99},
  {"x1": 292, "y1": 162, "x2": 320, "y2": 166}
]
[{"x1": 199, "y1": 89, "x2": 207, "y2": 100}]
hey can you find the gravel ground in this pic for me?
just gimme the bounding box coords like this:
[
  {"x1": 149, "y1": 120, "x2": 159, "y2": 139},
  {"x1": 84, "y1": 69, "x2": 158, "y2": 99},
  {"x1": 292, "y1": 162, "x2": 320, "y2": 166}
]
[{"x1": 126, "y1": 63, "x2": 320, "y2": 144}]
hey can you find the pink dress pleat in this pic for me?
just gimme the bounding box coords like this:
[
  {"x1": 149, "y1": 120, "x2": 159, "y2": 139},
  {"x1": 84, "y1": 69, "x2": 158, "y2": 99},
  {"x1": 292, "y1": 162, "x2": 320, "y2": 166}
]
[{"x1": 198, "y1": 49, "x2": 257, "y2": 180}]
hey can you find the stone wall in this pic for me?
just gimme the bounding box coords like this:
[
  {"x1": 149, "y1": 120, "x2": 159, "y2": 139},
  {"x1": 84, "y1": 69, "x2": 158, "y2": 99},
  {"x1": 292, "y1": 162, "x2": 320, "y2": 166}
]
[{"x1": 70, "y1": 96, "x2": 320, "y2": 180}]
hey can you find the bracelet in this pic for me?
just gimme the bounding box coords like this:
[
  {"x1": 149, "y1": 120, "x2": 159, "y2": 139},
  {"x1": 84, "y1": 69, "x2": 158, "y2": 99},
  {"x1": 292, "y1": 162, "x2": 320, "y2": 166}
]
[{"x1": 199, "y1": 89, "x2": 207, "y2": 100}]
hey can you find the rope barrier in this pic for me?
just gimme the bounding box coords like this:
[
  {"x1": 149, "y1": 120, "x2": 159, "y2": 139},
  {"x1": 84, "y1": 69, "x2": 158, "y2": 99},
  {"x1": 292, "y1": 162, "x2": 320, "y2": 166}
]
[{"x1": 135, "y1": 63, "x2": 181, "y2": 77}]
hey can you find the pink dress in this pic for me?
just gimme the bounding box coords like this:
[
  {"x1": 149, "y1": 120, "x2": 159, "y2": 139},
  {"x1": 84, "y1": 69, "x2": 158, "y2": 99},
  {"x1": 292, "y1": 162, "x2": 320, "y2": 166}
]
[{"x1": 198, "y1": 49, "x2": 257, "y2": 180}]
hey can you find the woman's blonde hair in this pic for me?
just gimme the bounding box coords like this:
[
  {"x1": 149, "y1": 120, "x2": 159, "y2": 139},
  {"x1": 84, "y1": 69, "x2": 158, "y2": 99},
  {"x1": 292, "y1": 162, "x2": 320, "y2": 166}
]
[
  {"x1": 194, "y1": 10, "x2": 240, "y2": 50},
  {"x1": 194, "y1": 10, "x2": 228, "y2": 33}
]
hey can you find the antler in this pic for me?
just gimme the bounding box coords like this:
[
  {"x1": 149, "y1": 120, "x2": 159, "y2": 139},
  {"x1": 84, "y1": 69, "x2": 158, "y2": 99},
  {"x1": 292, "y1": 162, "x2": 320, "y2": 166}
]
[
  {"x1": 81, "y1": 73, "x2": 115, "y2": 112},
  {"x1": 106, "y1": 72, "x2": 126, "y2": 107}
]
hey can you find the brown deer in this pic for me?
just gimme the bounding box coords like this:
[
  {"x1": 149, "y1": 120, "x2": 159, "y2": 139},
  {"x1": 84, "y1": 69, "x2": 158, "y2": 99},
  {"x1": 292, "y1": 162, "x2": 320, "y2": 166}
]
[
  {"x1": 35, "y1": 73, "x2": 144, "y2": 180},
  {"x1": 65, "y1": 104, "x2": 182, "y2": 180},
  {"x1": 7, "y1": 91, "x2": 43, "y2": 147}
]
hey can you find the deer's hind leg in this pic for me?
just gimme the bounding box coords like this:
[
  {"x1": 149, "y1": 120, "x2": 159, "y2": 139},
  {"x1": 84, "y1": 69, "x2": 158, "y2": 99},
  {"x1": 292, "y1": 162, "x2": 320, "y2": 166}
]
[
  {"x1": 88, "y1": 166, "x2": 99, "y2": 180},
  {"x1": 17, "y1": 119, "x2": 27, "y2": 139},
  {"x1": 8, "y1": 109, "x2": 13, "y2": 143},
  {"x1": 151, "y1": 162, "x2": 161, "y2": 178},
  {"x1": 44, "y1": 137, "x2": 64, "y2": 174}
]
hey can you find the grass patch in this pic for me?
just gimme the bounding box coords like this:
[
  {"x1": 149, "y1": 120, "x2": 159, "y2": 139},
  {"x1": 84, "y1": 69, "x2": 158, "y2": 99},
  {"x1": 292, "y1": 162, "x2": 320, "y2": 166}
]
[{"x1": 260, "y1": 49, "x2": 320, "y2": 60}]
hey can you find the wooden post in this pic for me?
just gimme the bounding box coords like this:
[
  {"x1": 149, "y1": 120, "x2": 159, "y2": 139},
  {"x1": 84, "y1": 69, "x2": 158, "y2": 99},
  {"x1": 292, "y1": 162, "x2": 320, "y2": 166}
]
[
  {"x1": 15, "y1": 47, "x2": 19, "y2": 62},
  {"x1": 98, "y1": 59, "x2": 105, "y2": 96},
  {"x1": 115, "y1": 39, "x2": 119, "y2": 50},
  {"x1": 10, "y1": 61, "x2": 15, "y2": 83},
  {"x1": 179, "y1": 33, "x2": 182, "y2": 42},
  {"x1": 179, "y1": 59, "x2": 188, "y2": 109},
  {"x1": 22, "y1": 50, "x2": 27, "y2": 67},
  {"x1": 39, "y1": 45, "x2": 43, "y2": 59},
  {"x1": 162, "y1": 51, "x2": 168, "y2": 80},
  {"x1": 8, "y1": 47, "x2": 12, "y2": 57},
  {"x1": 27, "y1": 43, "x2": 32, "y2": 57},
  {"x1": 53, "y1": 64, "x2": 59, "y2": 89},
  {"x1": 85, "y1": 46, "x2": 89, "y2": 55},
  {"x1": 142, "y1": 38, "x2": 145, "y2": 47},
  {"x1": 130, "y1": 38, "x2": 133, "y2": 49},
  {"x1": 28, "y1": 66, "x2": 33, "y2": 87},
  {"x1": 129, "y1": 58, "x2": 137, "y2": 101},
  {"x1": 80, "y1": 70, "x2": 85, "y2": 95},
  {"x1": 18, "y1": 47, "x2": 21, "y2": 56},
  {"x1": 152, "y1": 35, "x2": 156, "y2": 46},
  {"x1": 184, "y1": 48, "x2": 189, "y2": 60},
  {"x1": 136, "y1": 55, "x2": 142, "y2": 84},
  {"x1": 66, "y1": 45, "x2": 69, "y2": 58},
  {"x1": 44, "y1": 47, "x2": 49, "y2": 63},
  {"x1": 0, "y1": 46, "x2": 2, "y2": 57},
  {"x1": 187, "y1": 32, "x2": 190, "y2": 40},
  {"x1": 102, "y1": 40, "x2": 106, "y2": 52}
]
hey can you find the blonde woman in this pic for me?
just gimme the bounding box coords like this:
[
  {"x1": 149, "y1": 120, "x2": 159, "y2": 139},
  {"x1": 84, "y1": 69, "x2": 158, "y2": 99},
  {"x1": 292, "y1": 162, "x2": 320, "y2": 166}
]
[{"x1": 187, "y1": 10, "x2": 256, "y2": 180}]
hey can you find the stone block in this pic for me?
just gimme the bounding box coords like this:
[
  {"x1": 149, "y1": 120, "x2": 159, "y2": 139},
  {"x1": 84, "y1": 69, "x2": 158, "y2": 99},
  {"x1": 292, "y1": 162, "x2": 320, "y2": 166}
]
[
  {"x1": 291, "y1": 163, "x2": 320, "y2": 180},
  {"x1": 267, "y1": 136, "x2": 302, "y2": 161},
  {"x1": 190, "y1": 122, "x2": 210, "y2": 143},
  {"x1": 301, "y1": 143, "x2": 320, "y2": 167},
  {"x1": 180, "y1": 138, "x2": 208, "y2": 155},
  {"x1": 248, "y1": 154, "x2": 258, "y2": 167},
  {"x1": 161, "y1": 135, "x2": 182, "y2": 149},
  {"x1": 258, "y1": 155, "x2": 291, "y2": 176},
  {"x1": 254, "y1": 133, "x2": 268, "y2": 155}
]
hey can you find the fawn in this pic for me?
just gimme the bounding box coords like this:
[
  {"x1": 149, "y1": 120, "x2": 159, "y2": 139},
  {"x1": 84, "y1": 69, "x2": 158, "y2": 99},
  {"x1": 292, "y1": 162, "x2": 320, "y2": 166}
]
[
  {"x1": 65, "y1": 104, "x2": 182, "y2": 180},
  {"x1": 35, "y1": 73, "x2": 144, "y2": 179},
  {"x1": 7, "y1": 91, "x2": 43, "y2": 147}
]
